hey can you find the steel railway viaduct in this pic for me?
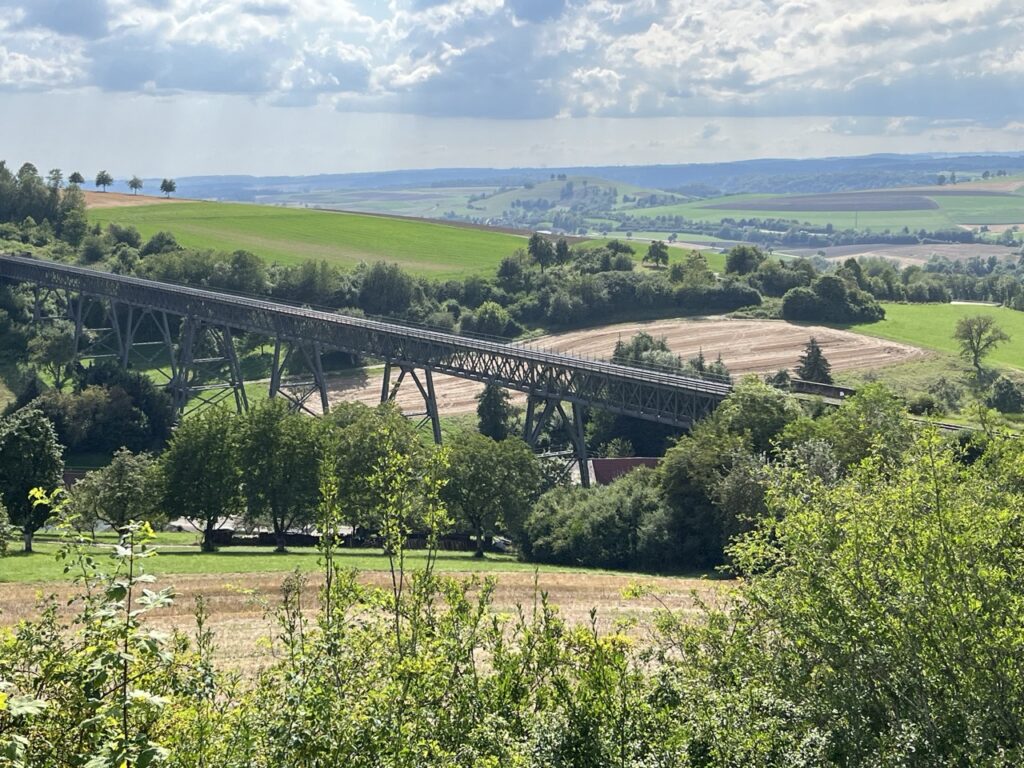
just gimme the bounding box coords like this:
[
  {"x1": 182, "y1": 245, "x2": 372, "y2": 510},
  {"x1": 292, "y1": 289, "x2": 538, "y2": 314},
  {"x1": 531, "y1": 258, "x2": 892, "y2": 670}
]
[{"x1": 0, "y1": 254, "x2": 732, "y2": 486}]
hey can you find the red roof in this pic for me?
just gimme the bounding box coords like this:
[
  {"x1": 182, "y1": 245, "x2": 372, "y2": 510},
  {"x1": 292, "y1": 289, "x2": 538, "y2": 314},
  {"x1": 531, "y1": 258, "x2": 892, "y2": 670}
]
[{"x1": 590, "y1": 457, "x2": 660, "y2": 485}]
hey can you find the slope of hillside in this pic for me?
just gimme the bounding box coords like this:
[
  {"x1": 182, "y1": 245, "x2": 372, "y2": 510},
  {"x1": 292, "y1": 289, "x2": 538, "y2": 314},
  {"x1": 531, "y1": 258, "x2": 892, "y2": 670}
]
[{"x1": 88, "y1": 202, "x2": 528, "y2": 277}]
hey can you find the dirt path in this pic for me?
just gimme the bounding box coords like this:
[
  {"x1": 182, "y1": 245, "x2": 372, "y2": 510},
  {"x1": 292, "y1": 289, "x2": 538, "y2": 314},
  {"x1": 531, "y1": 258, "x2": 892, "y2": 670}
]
[{"x1": 313, "y1": 317, "x2": 926, "y2": 416}]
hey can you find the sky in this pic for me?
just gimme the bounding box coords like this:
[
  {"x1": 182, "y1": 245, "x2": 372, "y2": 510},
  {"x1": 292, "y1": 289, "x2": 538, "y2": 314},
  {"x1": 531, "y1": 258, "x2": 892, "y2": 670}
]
[{"x1": 0, "y1": 0, "x2": 1021, "y2": 177}]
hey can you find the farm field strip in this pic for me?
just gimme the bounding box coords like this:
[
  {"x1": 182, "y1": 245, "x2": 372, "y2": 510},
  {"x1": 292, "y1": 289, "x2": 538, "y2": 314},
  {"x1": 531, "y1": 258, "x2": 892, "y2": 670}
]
[
  {"x1": 0, "y1": 567, "x2": 720, "y2": 669},
  {"x1": 306, "y1": 317, "x2": 927, "y2": 417},
  {"x1": 88, "y1": 201, "x2": 528, "y2": 277}
]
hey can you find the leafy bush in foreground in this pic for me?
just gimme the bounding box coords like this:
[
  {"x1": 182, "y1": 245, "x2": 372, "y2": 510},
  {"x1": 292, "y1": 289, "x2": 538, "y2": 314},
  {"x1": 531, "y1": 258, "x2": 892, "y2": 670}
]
[{"x1": 4, "y1": 431, "x2": 1024, "y2": 766}]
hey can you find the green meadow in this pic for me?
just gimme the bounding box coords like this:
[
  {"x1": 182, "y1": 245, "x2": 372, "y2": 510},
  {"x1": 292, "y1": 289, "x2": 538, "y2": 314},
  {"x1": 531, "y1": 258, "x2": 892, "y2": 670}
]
[
  {"x1": 629, "y1": 192, "x2": 1024, "y2": 232},
  {"x1": 89, "y1": 202, "x2": 528, "y2": 278},
  {"x1": 0, "y1": 532, "x2": 608, "y2": 583},
  {"x1": 847, "y1": 302, "x2": 1024, "y2": 371}
]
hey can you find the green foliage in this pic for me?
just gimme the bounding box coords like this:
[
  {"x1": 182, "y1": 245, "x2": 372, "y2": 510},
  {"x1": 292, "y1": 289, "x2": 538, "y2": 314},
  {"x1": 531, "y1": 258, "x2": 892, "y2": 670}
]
[
  {"x1": 325, "y1": 402, "x2": 433, "y2": 537},
  {"x1": 94, "y1": 170, "x2": 114, "y2": 191},
  {"x1": 987, "y1": 375, "x2": 1023, "y2": 413},
  {"x1": 158, "y1": 407, "x2": 241, "y2": 551},
  {"x1": 724, "y1": 244, "x2": 765, "y2": 275},
  {"x1": 954, "y1": 314, "x2": 1009, "y2": 374},
  {"x1": 670, "y1": 432, "x2": 1024, "y2": 764},
  {"x1": 26, "y1": 320, "x2": 77, "y2": 391},
  {"x1": 476, "y1": 382, "x2": 514, "y2": 441},
  {"x1": 237, "y1": 399, "x2": 325, "y2": 551},
  {"x1": 442, "y1": 432, "x2": 540, "y2": 556},
  {"x1": 0, "y1": 407, "x2": 63, "y2": 551},
  {"x1": 781, "y1": 274, "x2": 885, "y2": 323},
  {"x1": 794, "y1": 336, "x2": 832, "y2": 383},
  {"x1": 69, "y1": 447, "x2": 163, "y2": 531},
  {"x1": 523, "y1": 468, "x2": 668, "y2": 570}
]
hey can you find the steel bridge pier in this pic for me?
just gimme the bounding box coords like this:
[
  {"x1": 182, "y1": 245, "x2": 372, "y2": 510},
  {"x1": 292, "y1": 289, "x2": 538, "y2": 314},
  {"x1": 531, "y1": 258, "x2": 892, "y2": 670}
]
[{"x1": 2, "y1": 253, "x2": 733, "y2": 485}]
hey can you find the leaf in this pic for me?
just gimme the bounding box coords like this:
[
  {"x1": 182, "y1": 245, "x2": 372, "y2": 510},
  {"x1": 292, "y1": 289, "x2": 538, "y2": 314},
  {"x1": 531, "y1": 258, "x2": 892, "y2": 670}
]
[{"x1": 8, "y1": 695, "x2": 48, "y2": 717}]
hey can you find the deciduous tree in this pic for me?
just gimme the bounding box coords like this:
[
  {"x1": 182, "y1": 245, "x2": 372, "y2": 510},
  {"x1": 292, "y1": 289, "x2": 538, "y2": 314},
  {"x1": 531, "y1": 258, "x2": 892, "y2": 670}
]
[
  {"x1": 0, "y1": 407, "x2": 64, "y2": 552},
  {"x1": 128, "y1": 175, "x2": 143, "y2": 195},
  {"x1": 443, "y1": 432, "x2": 540, "y2": 556},
  {"x1": 69, "y1": 448, "x2": 162, "y2": 532},
  {"x1": 954, "y1": 314, "x2": 1009, "y2": 375},
  {"x1": 476, "y1": 382, "x2": 514, "y2": 441},
  {"x1": 94, "y1": 170, "x2": 113, "y2": 191},
  {"x1": 237, "y1": 399, "x2": 323, "y2": 551},
  {"x1": 159, "y1": 178, "x2": 176, "y2": 198},
  {"x1": 158, "y1": 407, "x2": 240, "y2": 551},
  {"x1": 27, "y1": 320, "x2": 77, "y2": 392}
]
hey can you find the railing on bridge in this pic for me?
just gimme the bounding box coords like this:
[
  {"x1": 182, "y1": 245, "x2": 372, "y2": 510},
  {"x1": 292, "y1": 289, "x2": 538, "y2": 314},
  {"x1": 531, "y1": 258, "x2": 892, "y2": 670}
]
[{"x1": 0, "y1": 252, "x2": 733, "y2": 485}]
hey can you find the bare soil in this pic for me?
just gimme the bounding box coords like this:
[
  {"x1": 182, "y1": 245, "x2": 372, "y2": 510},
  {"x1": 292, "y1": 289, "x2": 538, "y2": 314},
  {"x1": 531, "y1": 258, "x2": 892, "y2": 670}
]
[
  {"x1": 0, "y1": 571, "x2": 720, "y2": 671},
  {"x1": 311, "y1": 317, "x2": 926, "y2": 416},
  {"x1": 84, "y1": 191, "x2": 191, "y2": 209}
]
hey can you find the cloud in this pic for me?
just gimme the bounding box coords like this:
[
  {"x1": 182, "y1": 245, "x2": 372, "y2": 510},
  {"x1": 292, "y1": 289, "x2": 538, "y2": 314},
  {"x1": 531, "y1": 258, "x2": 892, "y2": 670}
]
[{"x1": 0, "y1": 0, "x2": 1018, "y2": 131}]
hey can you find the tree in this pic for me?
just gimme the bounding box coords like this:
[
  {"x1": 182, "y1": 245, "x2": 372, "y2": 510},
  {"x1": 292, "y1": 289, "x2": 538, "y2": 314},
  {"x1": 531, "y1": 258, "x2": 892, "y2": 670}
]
[
  {"x1": 69, "y1": 448, "x2": 162, "y2": 532},
  {"x1": 528, "y1": 233, "x2": 554, "y2": 272},
  {"x1": 325, "y1": 403, "x2": 432, "y2": 538},
  {"x1": 476, "y1": 382, "x2": 514, "y2": 441},
  {"x1": 443, "y1": 432, "x2": 540, "y2": 557},
  {"x1": 795, "y1": 337, "x2": 833, "y2": 383},
  {"x1": 693, "y1": 432, "x2": 1024, "y2": 763},
  {"x1": 94, "y1": 170, "x2": 113, "y2": 191},
  {"x1": 954, "y1": 315, "x2": 1009, "y2": 375},
  {"x1": 27, "y1": 321, "x2": 78, "y2": 392},
  {"x1": 158, "y1": 407, "x2": 240, "y2": 551},
  {"x1": 643, "y1": 240, "x2": 669, "y2": 268},
  {"x1": 555, "y1": 238, "x2": 571, "y2": 265},
  {"x1": 128, "y1": 176, "x2": 143, "y2": 195},
  {"x1": 159, "y1": 178, "x2": 176, "y2": 198},
  {"x1": 237, "y1": 400, "x2": 323, "y2": 551},
  {"x1": 0, "y1": 408, "x2": 64, "y2": 552},
  {"x1": 725, "y1": 245, "x2": 765, "y2": 275},
  {"x1": 68, "y1": 171, "x2": 85, "y2": 186}
]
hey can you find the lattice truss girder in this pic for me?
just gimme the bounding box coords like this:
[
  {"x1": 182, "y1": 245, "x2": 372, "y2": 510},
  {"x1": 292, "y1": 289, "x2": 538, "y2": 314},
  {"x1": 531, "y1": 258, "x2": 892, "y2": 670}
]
[{"x1": 2, "y1": 254, "x2": 730, "y2": 431}]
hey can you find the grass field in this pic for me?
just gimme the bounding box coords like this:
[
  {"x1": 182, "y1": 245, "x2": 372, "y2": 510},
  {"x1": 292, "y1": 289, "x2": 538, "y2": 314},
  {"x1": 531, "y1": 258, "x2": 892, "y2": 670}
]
[
  {"x1": 89, "y1": 202, "x2": 528, "y2": 278},
  {"x1": 629, "y1": 190, "x2": 1024, "y2": 232},
  {"x1": 846, "y1": 303, "x2": 1024, "y2": 371},
  {"x1": 0, "y1": 531, "x2": 613, "y2": 584}
]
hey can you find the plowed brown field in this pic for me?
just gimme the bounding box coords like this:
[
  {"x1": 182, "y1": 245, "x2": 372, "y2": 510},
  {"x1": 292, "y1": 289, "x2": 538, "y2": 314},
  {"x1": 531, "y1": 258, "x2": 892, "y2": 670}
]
[{"x1": 312, "y1": 317, "x2": 926, "y2": 416}]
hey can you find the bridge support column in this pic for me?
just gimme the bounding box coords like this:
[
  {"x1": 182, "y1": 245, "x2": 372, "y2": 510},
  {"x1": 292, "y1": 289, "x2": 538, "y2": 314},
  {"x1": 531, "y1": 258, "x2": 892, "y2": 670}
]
[
  {"x1": 166, "y1": 318, "x2": 249, "y2": 417},
  {"x1": 523, "y1": 395, "x2": 590, "y2": 488},
  {"x1": 381, "y1": 362, "x2": 442, "y2": 445},
  {"x1": 268, "y1": 339, "x2": 330, "y2": 415}
]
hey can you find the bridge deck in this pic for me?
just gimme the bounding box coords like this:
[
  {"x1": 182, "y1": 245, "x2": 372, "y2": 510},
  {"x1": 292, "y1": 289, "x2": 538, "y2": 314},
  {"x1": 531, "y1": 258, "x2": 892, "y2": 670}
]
[{"x1": 0, "y1": 253, "x2": 731, "y2": 428}]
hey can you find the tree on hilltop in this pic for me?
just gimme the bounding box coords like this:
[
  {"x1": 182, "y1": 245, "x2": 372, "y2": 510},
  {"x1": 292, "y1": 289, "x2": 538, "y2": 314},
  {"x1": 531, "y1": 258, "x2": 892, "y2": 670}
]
[
  {"x1": 160, "y1": 178, "x2": 176, "y2": 198},
  {"x1": 68, "y1": 171, "x2": 85, "y2": 185},
  {"x1": 128, "y1": 175, "x2": 143, "y2": 195},
  {"x1": 94, "y1": 170, "x2": 113, "y2": 191}
]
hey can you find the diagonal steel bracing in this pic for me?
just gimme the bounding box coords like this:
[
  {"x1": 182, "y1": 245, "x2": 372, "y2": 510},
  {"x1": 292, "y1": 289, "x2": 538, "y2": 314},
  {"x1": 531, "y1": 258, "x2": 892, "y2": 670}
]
[{"x1": 1, "y1": 254, "x2": 731, "y2": 454}]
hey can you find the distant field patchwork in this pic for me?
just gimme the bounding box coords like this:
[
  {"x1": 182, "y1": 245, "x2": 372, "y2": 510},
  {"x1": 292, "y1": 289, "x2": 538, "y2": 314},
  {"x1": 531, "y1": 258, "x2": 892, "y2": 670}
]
[
  {"x1": 631, "y1": 188, "x2": 1024, "y2": 232},
  {"x1": 89, "y1": 202, "x2": 528, "y2": 277}
]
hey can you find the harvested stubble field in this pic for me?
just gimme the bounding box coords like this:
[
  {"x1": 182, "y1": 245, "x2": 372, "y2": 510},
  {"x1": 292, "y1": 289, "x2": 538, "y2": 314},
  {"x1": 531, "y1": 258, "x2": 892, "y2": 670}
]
[
  {"x1": 783, "y1": 242, "x2": 1020, "y2": 266},
  {"x1": 313, "y1": 317, "x2": 926, "y2": 416},
  {"x1": 0, "y1": 567, "x2": 721, "y2": 671}
]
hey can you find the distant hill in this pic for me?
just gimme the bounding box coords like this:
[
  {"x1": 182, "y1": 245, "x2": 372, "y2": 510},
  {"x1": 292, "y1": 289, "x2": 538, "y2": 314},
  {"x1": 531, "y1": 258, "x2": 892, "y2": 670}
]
[{"x1": 105, "y1": 152, "x2": 1024, "y2": 201}]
